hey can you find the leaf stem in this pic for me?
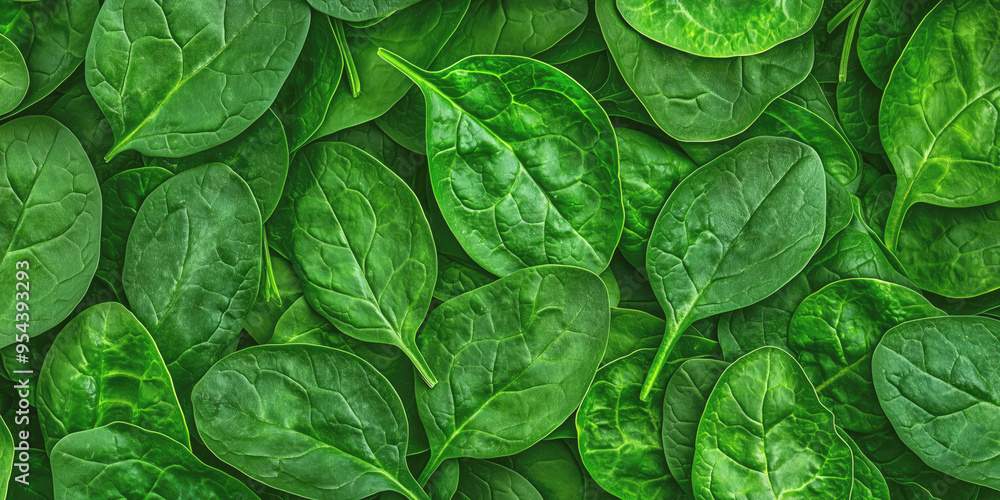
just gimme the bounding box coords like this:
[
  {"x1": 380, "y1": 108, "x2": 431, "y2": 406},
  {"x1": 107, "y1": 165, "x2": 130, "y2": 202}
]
[
  {"x1": 639, "y1": 325, "x2": 684, "y2": 401},
  {"x1": 402, "y1": 343, "x2": 438, "y2": 388},
  {"x1": 827, "y1": 0, "x2": 866, "y2": 33},
  {"x1": 262, "y1": 227, "x2": 280, "y2": 305},
  {"x1": 417, "y1": 451, "x2": 445, "y2": 486},
  {"x1": 838, "y1": 5, "x2": 864, "y2": 83},
  {"x1": 333, "y1": 19, "x2": 362, "y2": 98}
]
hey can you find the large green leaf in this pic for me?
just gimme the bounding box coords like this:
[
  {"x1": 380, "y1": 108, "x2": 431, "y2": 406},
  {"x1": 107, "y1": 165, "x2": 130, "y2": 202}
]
[
  {"x1": 193, "y1": 344, "x2": 427, "y2": 500},
  {"x1": 493, "y1": 440, "x2": 590, "y2": 499},
  {"x1": 267, "y1": 141, "x2": 438, "y2": 385},
  {"x1": 381, "y1": 51, "x2": 623, "y2": 276},
  {"x1": 37, "y1": 302, "x2": 188, "y2": 451},
  {"x1": 788, "y1": 278, "x2": 943, "y2": 432},
  {"x1": 661, "y1": 358, "x2": 729, "y2": 494},
  {"x1": 454, "y1": 460, "x2": 542, "y2": 500},
  {"x1": 576, "y1": 349, "x2": 688, "y2": 500},
  {"x1": 51, "y1": 422, "x2": 259, "y2": 499},
  {"x1": 0, "y1": 0, "x2": 99, "y2": 118},
  {"x1": 596, "y1": 0, "x2": 814, "y2": 142},
  {"x1": 0, "y1": 116, "x2": 101, "y2": 346},
  {"x1": 873, "y1": 316, "x2": 1000, "y2": 490},
  {"x1": 415, "y1": 265, "x2": 609, "y2": 484},
  {"x1": 123, "y1": 163, "x2": 262, "y2": 407},
  {"x1": 879, "y1": 0, "x2": 1000, "y2": 248},
  {"x1": 309, "y1": 0, "x2": 470, "y2": 139},
  {"x1": 86, "y1": 0, "x2": 310, "y2": 158},
  {"x1": 615, "y1": 0, "x2": 822, "y2": 57},
  {"x1": 644, "y1": 136, "x2": 826, "y2": 399},
  {"x1": 617, "y1": 128, "x2": 697, "y2": 270},
  {"x1": 693, "y1": 347, "x2": 854, "y2": 498},
  {"x1": 858, "y1": 0, "x2": 937, "y2": 89},
  {"x1": 843, "y1": 433, "x2": 891, "y2": 500}
]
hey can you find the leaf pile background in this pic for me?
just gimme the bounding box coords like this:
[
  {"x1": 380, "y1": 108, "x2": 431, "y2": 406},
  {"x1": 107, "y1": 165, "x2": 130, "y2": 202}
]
[{"x1": 0, "y1": 0, "x2": 998, "y2": 498}]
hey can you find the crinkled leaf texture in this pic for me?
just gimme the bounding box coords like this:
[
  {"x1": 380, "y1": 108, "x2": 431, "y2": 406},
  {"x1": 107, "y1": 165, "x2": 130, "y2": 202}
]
[
  {"x1": 874, "y1": 316, "x2": 1000, "y2": 490},
  {"x1": 123, "y1": 163, "x2": 262, "y2": 406},
  {"x1": 662, "y1": 358, "x2": 729, "y2": 494},
  {"x1": 0, "y1": 33, "x2": 27, "y2": 114},
  {"x1": 51, "y1": 422, "x2": 260, "y2": 500},
  {"x1": 380, "y1": 50, "x2": 623, "y2": 277},
  {"x1": 693, "y1": 347, "x2": 854, "y2": 499},
  {"x1": 596, "y1": 0, "x2": 814, "y2": 142},
  {"x1": 86, "y1": 0, "x2": 310, "y2": 158},
  {"x1": 416, "y1": 265, "x2": 610, "y2": 484},
  {"x1": 192, "y1": 344, "x2": 428, "y2": 500},
  {"x1": 0, "y1": 116, "x2": 101, "y2": 346},
  {"x1": 615, "y1": 0, "x2": 822, "y2": 57},
  {"x1": 306, "y1": 0, "x2": 421, "y2": 22},
  {"x1": 267, "y1": 141, "x2": 438, "y2": 385},
  {"x1": 644, "y1": 136, "x2": 826, "y2": 399},
  {"x1": 38, "y1": 302, "x2": 189, "y2": 452},
  {"x1": 879, "y1": 0, "x2": 1000, "y2": 248}
]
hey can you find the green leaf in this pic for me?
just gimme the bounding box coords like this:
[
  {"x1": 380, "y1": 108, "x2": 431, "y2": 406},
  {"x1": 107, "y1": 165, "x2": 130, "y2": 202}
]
[
  {"x1": 896, "y1": 201, "x2": 1000, "y2": 298},
  {"x1": 596, "y1": 0, "x2": 814, "y2": 142},
  {"x1": 615, "y1": 0, "x2": 822, "y2": 57},
  {"x1": 617, "y1": 128, "x2": 697, "y2": 270},
  {"x1": 0, "y1": 33, "x2": 27, "y2": 114},
  {"x1": 693, "y1": 347, "x2": 854, "y2": 498},
  {"x1": 434, "y1": 253, "x2": 496, "y2": 302},
  {"x1": 604, "y1": 308, "x2": 664, "y2": 366},
  {"x1": 0, "y1": 116, "x2": 101, "y2": 346},
  {"x1": 147, "y1": 109, "x2": 290, "y2": 221},
  {"x1": 416, "y1": 265, "x2": 610, "y2": 483},
  {"x1": 644, "y1": 136, "x2": 826, "y2": 399},
  {"x1": 0, "y1": 416, "x2": 10, "y2": 498},
  {"x1": 37, "y1": 302, "x2": 188, "y2": 452},
  {"x1": 0, "y1": 0, "x2": 99, "y2": 118},
  {"x1": 271, "y1": 10, "x2": 343, "y2": 152},
  {"x1": 535, "y1": 6, "x2": 606, "y2": 65},
  {"x1": 95, "y1": 166, "x2": 174, "y2": 300},
  {"x1": 880, "y1": 0, "x2": 1000, "y2": 249},
  {"x1": 836, "y1": 37, "x2": 885, "y2": 155},
  {"x1": 842, "y1": 433, "x2": 891, "y2": 500},
  {"x1": 51, "y1": 422, "x2": 260, "y2": 500},
  {"x1": 305, "y1": 0, "x2": 421, "y2": 22},
  {"x1": 874, "y1": 316, "x2": 1000, "y2": 490},
  {"x1": 269, "y1": 297, "x2": 429, "y2": 456},
  {"x1": 454, "y1": 460, "x2": 542, "y2": 500},
  {"x1": 267, "y1": 141, "x2": 438, "y2": 386},
  {"x1": 857, "y1": 0, "x2": 937, "y2": 89},
  {"x1": 661, "y1": 358, "x2": 729, "y2": 494},
  {"x1": 309, "y1": 0, "x2": 470, "y2": 139},
  {"x1": 789, "y1": 278, "x2": 943, "y2": 432},
  {"x1": 193, "y1": 344, "x2": 428, "y2": 500},
  {"x1": 123, "y1": 163, "x2": 262, "y2": 409},
  {"x1": 380, "y1": 50, "x2": 623, "y2": 276},
  {"x1": 86, "y1": 0, "x2": 310, "y2": 159},
  {"x1": 496, "y1": 440, "x2": 590, "y2": 499},
  {"x1": 242, "y1": 250, "x2": 303, "y2": 344},
  {"x1": 576, "y1": 349, "x2": 688, "y2": 500}
]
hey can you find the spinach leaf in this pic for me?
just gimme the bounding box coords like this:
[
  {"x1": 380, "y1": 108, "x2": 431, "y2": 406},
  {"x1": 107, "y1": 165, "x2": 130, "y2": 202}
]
[
  {"x1": 306, "y1": 0, "x2": 422, "y2": 22},
  {"x1": 597, "y1": 0, "x2": 814, "y2": 142},
  {"x1": 0, "y1": 417, "x2": 9, "y2": 499},
  {"x1": 577, "y1": 348, "x2": 698, "y2": 499},
  {"x1": 0, "y1": 0, "x2": 99, "y2": 118},
  {"x1": 454, "y1": 460, "x2": 542, "y2": 500},
  {"x1": 493, "y1": 440, "x2": 589, "y2": 500},
  {"x1": 242, "y1": 250, "x2": 303, "y2": 344},
  {"x1": 604, "y1": 308, "x2": 721, "y2": 368},
  {"x1": 615, "y1": 0, "x2": 822, "y2": 57},
  {"x1": 661, "y1": 358, "x2": 728, "y2": 494},
  {"x1": 788, "y1": 278, "x2": 943, "y2": 432},
  {"x1": 381, "y1": 51, "x2": 623, "y2": 276},
  {"x1": 535, "y1": 5, "x2": 606, "y2": 65},
  {"x1": 693, "y1": 347, "x2": 854, "y2": 498},
  {"x1": 843, "y1": 432, "x2": 892, "y2": 500},
  {"x1": 271, "y1": 10, "x2": 343, "y2": 152},
  {"x1": 617, "y1": 128, "x2": 697, "y2": 270},
  {"x1": 51, "y1": 422, "x2": 260, "y2": 500},
  {"x1": 0, "y1": 115, "x2": 101, "y2": 346},
  {"x1": 194, "y1": 344, "x2": 428, "y2": 499},
  {"x1": 123, "y1": 163, "x2": 262, "y2": 408},
  {"x1": 415, "y1": 265, "x2": 609, "y2": 483},
  {"x1": 858, "y1": 0, "x2": 937, "y2": 89},
  {"x1": 309, "y1": 0, "x2": 470, "y2": 139},
  {"x1": 0, "y1": 33, "x2": 27, "y2": 114},
  {"x1": 86, "y1": 0, "x2": 310, "y2": 158},
  {"x1": 879, "y1": 0, "x2": 1000, "y2": 249},
  {"x1": 434, "y1": 253, "x2": 496, "y2": 302},
  {"x1": 873, "y1": 316, "x2": 1000, "y2": 490},
  {"x1": 644, "y1": 136, "x2": 826, "y2": 399},
  {"x1": 267, "y1": 141, "x2": 438, "y2": 385},
  {"x1": 836, "y1": 38, "x2": 885, "y2": 156},
  {"x1": 37, "y1": 302, "x2": 188, "y2": 451}
]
